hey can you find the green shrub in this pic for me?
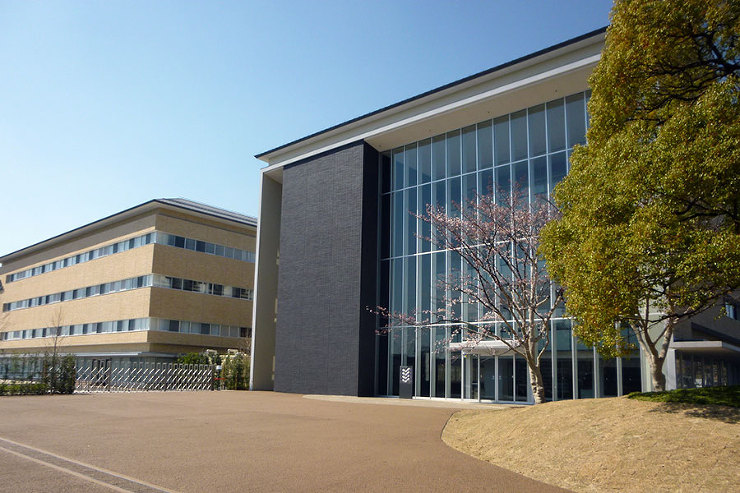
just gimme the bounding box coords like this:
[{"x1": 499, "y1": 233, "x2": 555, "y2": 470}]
[
  {"x1": 177, "y1": 352, "x2": 210, "y2": 365},
  {"x1": 41, "y1": 354, "x2": 77, "y2": 394},
  {"x1": 0, "y1": 382, "x2": 48, "y2": 395},
  {"x1": 25, "y1": 382, "x2": 48, "y2": 395},
  {"x1": 177, "y1": 351, "x2": 222, "y2": 366},
  {"x1": 58, "y1": 355, "x2": 76, "y2": 394},
  {"x1": 222, "y1": 353, "x2": 249, "y2": 390},
  {"x1": 42, "y1": 356, "x2": 57, "y2": 391},
  {"x1": 628, "y1": 385, "x2": 740, "y2": 407}
]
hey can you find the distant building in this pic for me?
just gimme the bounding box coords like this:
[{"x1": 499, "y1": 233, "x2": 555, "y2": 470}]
[
  {"x1": 0, "y1": 199, "x2": 256, "y2": 369},
  {"x1": 251, "y1": 27, "x2": 740, "y2": 402}
]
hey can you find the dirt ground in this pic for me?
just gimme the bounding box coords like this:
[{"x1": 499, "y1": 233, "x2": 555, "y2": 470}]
[
  {"x1": 0, "y1": 391, "x2": 566, "y2": 493},
  {"x1": 442, "y1": 396, "x2": 740, "y2": 493}
]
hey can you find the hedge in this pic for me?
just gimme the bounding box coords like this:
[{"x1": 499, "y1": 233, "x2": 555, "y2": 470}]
[{"x1": 0, "y1": 382, "x2": 49, "y2": 396}]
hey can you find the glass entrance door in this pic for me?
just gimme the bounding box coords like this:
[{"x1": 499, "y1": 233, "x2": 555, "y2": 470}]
[
  {"x1": 464, "y1": 354, "x2": 479, "y2": 400},
  {"x1": 515, "y1": 356, "x2": 529, "y2": 402},
  {"x1": 480, "y1": 357, "x2": 496, "y2": 400},
  {"x1": 498, "y1": 356, "x2": 514, "y2": 401}
]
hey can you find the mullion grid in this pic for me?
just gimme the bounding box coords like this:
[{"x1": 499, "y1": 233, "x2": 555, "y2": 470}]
[{"x1": 381, "y1": 92, "x2": 591, "y2": 400}]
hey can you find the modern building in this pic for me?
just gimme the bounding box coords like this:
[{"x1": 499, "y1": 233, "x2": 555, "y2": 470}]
[
  {"x1": 0, "y1": 198, "x2": 256, "y2": 370},
  {"x1": 250, "y1": 27, "x2": 740, "y2": 403}
]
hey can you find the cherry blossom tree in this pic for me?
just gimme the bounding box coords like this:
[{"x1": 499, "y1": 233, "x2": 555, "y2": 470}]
[{"x1": 379, "y1": 189, "x2": 562, "y2": 404}]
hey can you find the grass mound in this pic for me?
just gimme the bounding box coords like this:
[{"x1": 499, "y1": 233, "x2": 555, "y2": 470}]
[
  {"x1": 443, "y1": 396, "x2": 740, "y2": 492},
  {"x1": 627, "y1": 385, "x2": 740, "y2": 407}
]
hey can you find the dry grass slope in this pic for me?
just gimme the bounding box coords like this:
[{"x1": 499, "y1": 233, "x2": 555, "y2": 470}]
[{"x1": 442, "y1": 396, "x2": 740, "y2": 493}]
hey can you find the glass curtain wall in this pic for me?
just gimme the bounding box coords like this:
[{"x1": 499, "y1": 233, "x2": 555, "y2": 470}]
[{"x1": 377, "y1": 91, "x2": 642, "y2": 402}]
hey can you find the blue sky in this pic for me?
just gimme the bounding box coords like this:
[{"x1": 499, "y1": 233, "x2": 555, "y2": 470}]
[{"x1": 0, "y1": 1, "x2": 613, "y2": 256}]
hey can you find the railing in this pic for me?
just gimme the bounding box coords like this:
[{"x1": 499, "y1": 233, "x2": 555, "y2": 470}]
[{"x1": 75, "y1": 361, "x2": 215, "y2": 392}]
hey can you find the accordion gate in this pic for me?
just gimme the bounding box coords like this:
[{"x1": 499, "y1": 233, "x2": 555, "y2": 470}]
[{"x1": 76, "y1": 361, "x2": 215, "y2": 392}]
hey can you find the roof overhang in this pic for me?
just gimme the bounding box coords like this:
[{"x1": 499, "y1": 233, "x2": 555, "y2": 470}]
[
  {"x1": 449, "y1": 339, "x2": 520, "y2": 356},
  {"x1": 672, "y1": 341, "x2": 740, "y2": 358},
  {"x1": 256, "y1": 27, "x2": 605, "y2": 178}
]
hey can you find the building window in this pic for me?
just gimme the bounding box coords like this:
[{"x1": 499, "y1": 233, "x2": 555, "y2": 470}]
[
  {"x1": 5, "y1": 230, "x2": 255, "y2": 285},
  {"x1": 726, "y1": 302, "x2": 738, "y2": 321}
]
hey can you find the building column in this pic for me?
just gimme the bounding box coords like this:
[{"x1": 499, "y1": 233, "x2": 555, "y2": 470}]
[
  {"x1": 665, "y1": 348, "x2": 677, "y2": 391},
  {"x1": 250, "y1": 173, "x2": 282, "y2": 391}
]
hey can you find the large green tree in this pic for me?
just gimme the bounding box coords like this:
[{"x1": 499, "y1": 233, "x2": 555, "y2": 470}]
[{"x1": 541, "y1": 0, "x2": 740, "y2": 391}]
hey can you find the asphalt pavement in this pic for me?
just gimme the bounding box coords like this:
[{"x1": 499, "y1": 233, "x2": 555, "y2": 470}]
[{"x1": 0, "y1": 391, "x2": 568, "y2": 492}]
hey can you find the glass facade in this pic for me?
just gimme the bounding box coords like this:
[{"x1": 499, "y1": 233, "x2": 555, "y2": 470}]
[
  {"x1": 675, "y1": 352, "x2": 740, "y2": 388},
  {"x1": 377, "y1": 91, "x2": 642, "y2": 402}
]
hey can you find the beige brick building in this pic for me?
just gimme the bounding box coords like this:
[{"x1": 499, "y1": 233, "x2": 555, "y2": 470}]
[{"x1": 0, "y1": 199, "x2": 255, "y2": 368}]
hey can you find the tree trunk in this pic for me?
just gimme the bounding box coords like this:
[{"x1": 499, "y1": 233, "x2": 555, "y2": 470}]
[
  {"x1": 646, "y1": 352, "x2": 666, "y2": 392},
  {"x1": 528, "y1": 364, "x2": 547, "y2": 404}
]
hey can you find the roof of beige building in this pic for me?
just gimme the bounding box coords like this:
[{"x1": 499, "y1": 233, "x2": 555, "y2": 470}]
[{"x1": 0, "y1": 198, "x2": 257, "y2": 263}]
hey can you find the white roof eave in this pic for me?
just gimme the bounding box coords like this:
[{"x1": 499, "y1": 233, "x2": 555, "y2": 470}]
[{"x1": 258, "y1": 32, "x2": 604, "y2": 171}]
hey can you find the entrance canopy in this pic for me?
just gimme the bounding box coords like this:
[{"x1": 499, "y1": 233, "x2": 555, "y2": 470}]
[
  {"x1": 449, "y1": 339, "x2": 520, "y2": 356},
  {"x1": 672, "y1": 341, "x2": 740, "y2": 359}
]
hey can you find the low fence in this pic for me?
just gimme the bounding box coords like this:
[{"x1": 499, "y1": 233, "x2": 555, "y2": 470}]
[{"x1": 76, "y1": 361, "x2": 215, "y2": 392}]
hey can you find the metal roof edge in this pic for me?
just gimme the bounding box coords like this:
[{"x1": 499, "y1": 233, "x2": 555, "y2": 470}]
[{"x1": 156, "y1": 198, "x2": 257, "y2": 227}]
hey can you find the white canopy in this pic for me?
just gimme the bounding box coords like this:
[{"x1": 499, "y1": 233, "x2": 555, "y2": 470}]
[{"x1": 448, "y1": 339, "x2": 520, "y2": 356}]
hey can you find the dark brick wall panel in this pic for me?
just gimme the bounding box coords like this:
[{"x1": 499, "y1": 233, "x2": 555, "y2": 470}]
[{"x1": 274, "y1": 141, "x2": 379, "y2": 396}]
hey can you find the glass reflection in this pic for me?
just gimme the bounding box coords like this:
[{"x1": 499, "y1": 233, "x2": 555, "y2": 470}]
[
  {"x1": 462, "y1": 125, "x2": 477, "y2": 174},
  {"x1": 377, "y1": 91, "x2": 629, "y2": 402}
]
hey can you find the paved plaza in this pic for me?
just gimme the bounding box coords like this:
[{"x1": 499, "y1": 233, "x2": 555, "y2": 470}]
[{"x1": 0, "y1": 391, "x2": 566, "y2": 492}]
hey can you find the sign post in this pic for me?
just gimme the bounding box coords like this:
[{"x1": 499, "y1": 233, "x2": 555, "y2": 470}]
[{"x1": 399, "y1": 365, "x2": 413, "y2": 399}]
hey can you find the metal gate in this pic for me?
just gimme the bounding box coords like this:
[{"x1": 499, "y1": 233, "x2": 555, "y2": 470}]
[{"x1": 76, "y1": 361, "x2": 215, "y2": 392}]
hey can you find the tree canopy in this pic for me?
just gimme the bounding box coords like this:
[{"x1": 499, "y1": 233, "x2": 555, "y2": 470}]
[{"x1": 540, "y1": 0, "x2": 740, "y2": 388}]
